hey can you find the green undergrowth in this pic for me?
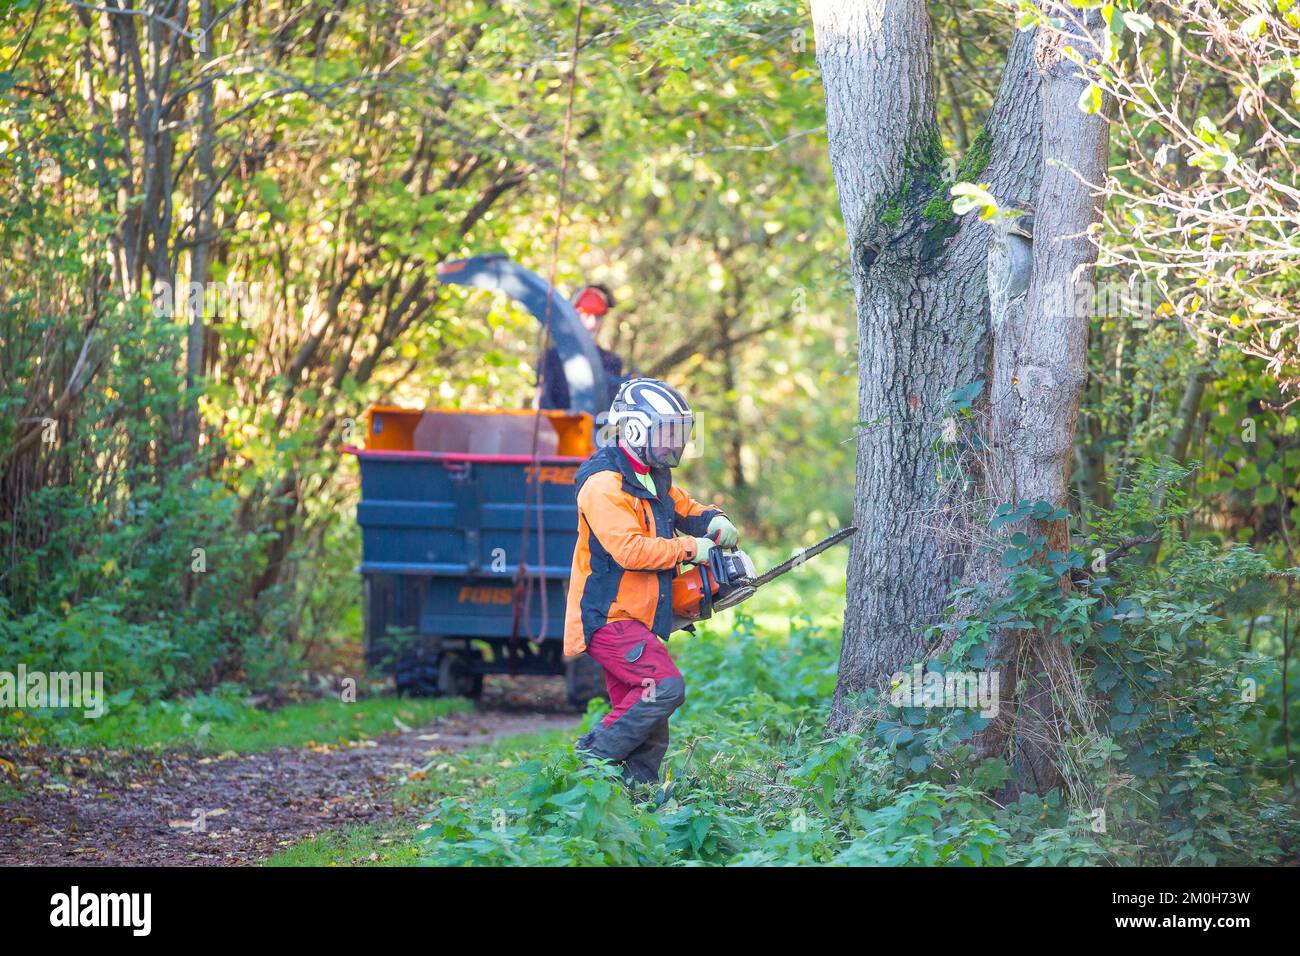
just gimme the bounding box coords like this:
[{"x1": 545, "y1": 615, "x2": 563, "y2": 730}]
[
  {"x1": 399, "y1": 464, "x2": 1298, "y2": 866},
  {"x1": 408, "y1": 616, "x2": 1111, "y2": 866},
  {"x1": 265, "y1": 822, "x2": 424, "y2": 867}
]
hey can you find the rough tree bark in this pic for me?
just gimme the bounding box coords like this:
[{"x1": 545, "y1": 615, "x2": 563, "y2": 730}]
[
  {"x1": 811, "y1": 0, "x2": 1043, "y2": 729},
  {"x1": 966, "y1": 9, "x2": 1112, "y2": 793}
]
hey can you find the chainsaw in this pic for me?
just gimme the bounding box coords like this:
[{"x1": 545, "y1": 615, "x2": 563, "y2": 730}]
[{"x1": 670, "y1": 527, "x2": 857, "y2": 633}]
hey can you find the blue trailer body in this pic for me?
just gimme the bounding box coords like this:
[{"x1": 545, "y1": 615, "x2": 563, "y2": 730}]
[
  {"x1": 349, "y1": 408, "x2": 604, "y2": 703},
  {"x1": 355, "y1": 450, "x2": 580, "y2": 644},
  {"x1": 357, "y1": 453, "x2": 579, "y2": 579}
]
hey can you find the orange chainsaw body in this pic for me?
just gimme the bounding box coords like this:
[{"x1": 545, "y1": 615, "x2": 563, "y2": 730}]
[
  {"x1": 671, "y1": 563, "x2": 716, "y2": 623},
  {"x1": 670, "y1": 550, "x2": 757, "y2": 631}
]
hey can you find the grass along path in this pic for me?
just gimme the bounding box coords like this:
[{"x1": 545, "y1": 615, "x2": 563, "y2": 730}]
[
  {"x1": 1, "y1": 692, "x2": 471, "y2": 755},
  {"x1": 264, "y1": 727, "x2": 572, "y2": 866}
]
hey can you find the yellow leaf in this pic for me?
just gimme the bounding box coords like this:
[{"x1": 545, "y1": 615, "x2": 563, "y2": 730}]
[
  {"x1": 1240, "y1": 12, "x2": 1267, "y2": 38},
  {"x1": 1078, "y1": 84, "x2": 1104, "y2": 115}
]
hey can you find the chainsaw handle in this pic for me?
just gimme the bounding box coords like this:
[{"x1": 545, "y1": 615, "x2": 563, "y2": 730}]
[{"x1": 707, "y1": 541, "x2": 731, "y2": 586}]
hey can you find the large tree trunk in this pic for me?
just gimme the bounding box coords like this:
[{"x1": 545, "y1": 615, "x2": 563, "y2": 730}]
[
  {"x1": 811, "y1": 0, "x2": 1043, "y2": 729},
  {"x1": 814, "y1": 0, "x2": 1111, "y2": 792},
  {"x1": 965, "y1": 9, "x2": 1111, "y2": 794}
]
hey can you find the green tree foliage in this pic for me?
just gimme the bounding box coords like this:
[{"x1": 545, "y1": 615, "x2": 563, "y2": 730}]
[{"x1": 0, "y1": 1, "x2": 849, "y2": 697}]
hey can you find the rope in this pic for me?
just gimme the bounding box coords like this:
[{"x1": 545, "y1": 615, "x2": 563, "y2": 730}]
[{"x1": 511, "y1": 0, "x2": 586, "y2": 661}]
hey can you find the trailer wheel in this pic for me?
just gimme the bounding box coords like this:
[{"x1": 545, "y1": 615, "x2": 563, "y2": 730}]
[
  {"x1": 565, "y1": 655, "x2": 604, "y2": 710},
  {"x1": 438, "y1": 649, "x2": 484, "y2": 700},
  {"x1": 395, "y1": 647, "x2": 441, "y2": 697}
]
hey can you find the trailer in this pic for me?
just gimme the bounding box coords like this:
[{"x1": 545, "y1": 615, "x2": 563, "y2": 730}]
[{"x1": 344, "y1": 255, "x2": 612, "y2": 706}]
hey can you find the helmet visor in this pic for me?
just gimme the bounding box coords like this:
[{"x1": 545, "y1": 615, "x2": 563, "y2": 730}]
[{"x1": 646, "y1": 414, "x2": 694, "y2": 468}]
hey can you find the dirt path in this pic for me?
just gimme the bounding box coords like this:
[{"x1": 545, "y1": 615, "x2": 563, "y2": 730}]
[{"x1": 0, "y1": 684, "x2": 579, "y2": 867}]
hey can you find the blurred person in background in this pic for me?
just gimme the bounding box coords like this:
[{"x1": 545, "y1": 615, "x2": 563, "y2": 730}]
[{"x1": 539, "y1": 283, "x2": 627, "y2": 410}]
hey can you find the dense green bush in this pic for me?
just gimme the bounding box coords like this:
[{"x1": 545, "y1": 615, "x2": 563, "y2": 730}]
[{"x1": 3, "y1": 480, "x2": 272, "y2": 688}]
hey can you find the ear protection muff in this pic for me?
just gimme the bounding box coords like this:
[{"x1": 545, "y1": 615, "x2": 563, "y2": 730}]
[
  {"x1": 575, "y1": 286, "x2": 611, "y2": 316},
  {"x1": 621, "y1": 416, "x2": 648, "y2": 446},
  {"x1": 609, "y1": 381, "x2": 652, "y2": 447},
  {"x1": 607, "y1": 378, "x2": 693, "y2": 467}
]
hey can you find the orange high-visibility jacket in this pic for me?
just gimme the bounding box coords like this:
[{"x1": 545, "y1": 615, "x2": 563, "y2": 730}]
[{"x1": 563, "y1": 445, "x2": 723, "y2": 657}]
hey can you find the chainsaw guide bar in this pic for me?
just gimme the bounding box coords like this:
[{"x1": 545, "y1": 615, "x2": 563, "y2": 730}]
[{"x1": 751, "y1": 526, "x2": 857, "y2": 589}]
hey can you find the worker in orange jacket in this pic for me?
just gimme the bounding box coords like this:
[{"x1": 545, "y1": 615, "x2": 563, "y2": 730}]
[{"x1": 564, "y1": 378, "x2": 739, "y2": 788}]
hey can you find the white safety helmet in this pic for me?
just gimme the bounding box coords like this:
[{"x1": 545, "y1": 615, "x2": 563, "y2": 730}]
[{"x1": 608, "y1": 378, "x2": 694, "y2": 468}]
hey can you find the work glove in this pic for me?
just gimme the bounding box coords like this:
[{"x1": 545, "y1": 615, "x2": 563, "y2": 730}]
[
  {"x1": 707, "y1": 514, "x2": 739, "y2": 549},
  {"x1": 688, "y1": 536, "x2": 715, "y2": 565}
]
